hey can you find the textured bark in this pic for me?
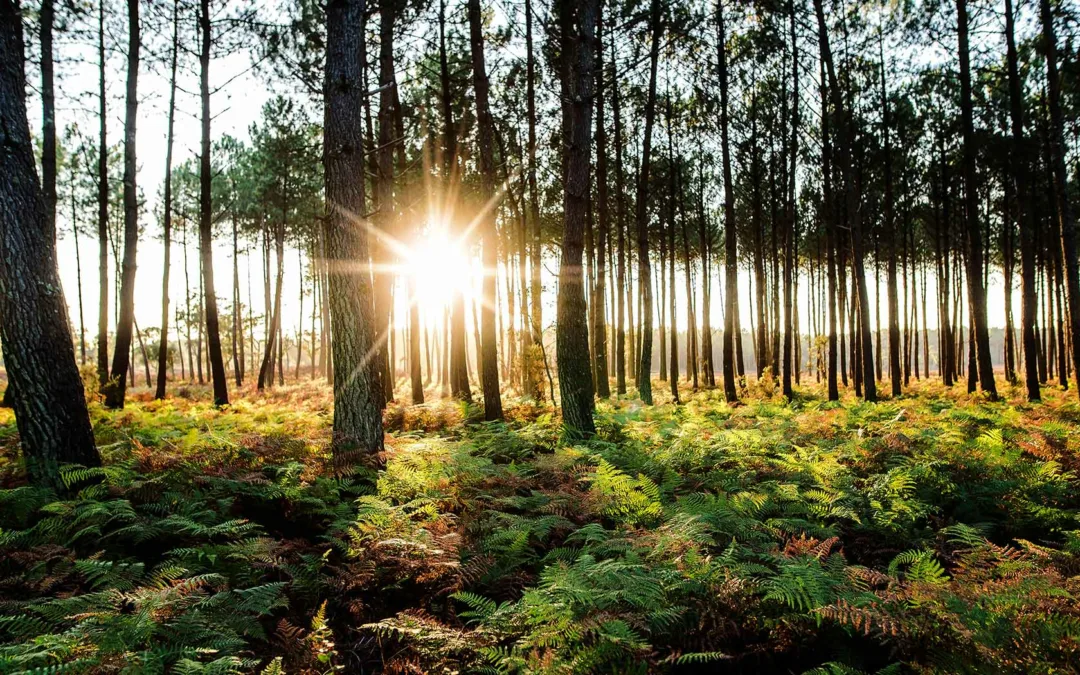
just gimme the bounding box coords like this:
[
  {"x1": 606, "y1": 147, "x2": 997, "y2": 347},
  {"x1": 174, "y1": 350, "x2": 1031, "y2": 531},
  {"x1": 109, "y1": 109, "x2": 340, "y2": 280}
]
[
  {"x1": 0, "y1": 0, "x2": 100, "y2": 488},
  {"x1": 103, "y1": 0, "x2": 140, "y2": 409},
  {"x1": 155, "y1": 0, "x2": 179, "y2": 400},
  {"x1": 717, "y1": 0, "x2": 738, "y2": 403},
  {"x1": 324, "y1": 0, "x2": 384, "y2": 459},
  {"x1": 556, "y1": 0, "x2": 597, "y2": 437},
  {"x1": 1040, "y1": 0, "x2": 1080, "y2": 398},
  {"x1": 635, "y1": 0, "x2": 662, "y2": 404},
  {"x1": 956, "y1": 0, "x2": 997, "y2": 399},
  {"x1": 467, "y1": 0, "x2": 503, "y2": 420}
]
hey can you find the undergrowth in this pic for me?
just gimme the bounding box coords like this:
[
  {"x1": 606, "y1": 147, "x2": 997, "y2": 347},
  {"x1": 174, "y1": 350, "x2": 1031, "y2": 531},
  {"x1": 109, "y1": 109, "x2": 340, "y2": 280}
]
[{"x1": 0, "y1": 379, "x2": 1078, "y2": 673}]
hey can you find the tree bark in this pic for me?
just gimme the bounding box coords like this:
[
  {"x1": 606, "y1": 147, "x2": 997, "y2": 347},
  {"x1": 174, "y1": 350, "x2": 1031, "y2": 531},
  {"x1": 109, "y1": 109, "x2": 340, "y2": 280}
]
[
  {"x1": 556, "y1": 0, "x2": 598, "y2": 436},
  {"x1": 0, "y1": 0, "x2": 101, "y2": 488},
  {"x1": 323, "y1": 0, "x2": 384, "y2": 460}
]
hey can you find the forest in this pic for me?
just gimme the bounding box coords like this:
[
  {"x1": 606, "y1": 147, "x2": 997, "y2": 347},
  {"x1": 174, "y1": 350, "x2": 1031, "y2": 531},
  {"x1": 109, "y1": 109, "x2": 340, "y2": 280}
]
[{"x1": 2, "y1": 0, "x2": 1080, "y2": 670}]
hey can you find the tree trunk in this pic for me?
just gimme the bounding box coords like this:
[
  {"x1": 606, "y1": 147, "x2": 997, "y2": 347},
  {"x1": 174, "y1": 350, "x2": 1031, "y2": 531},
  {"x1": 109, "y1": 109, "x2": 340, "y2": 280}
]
[
  {"x1": 96, "y1": 0, "x2": 109, "y2": 387},
  {"x1": 197, "y1": 0, "x2": 229, "y2": 406},
  {"x1": 103, "y1": 0, "x2": 140, "y2": 409},
  {"x1": 323, "y1": 0, "x2": 384, "y2": 459},
  {"x1": 0, "y1": 0, "x2": 101, "y2": 488},
  {"x1": 592, "y1": 4, "x2": 610, "y2": 398},
  {"x1": 156, "y1": 0, "x2": 179, "y2": 400},
  {"x1": 880, "y1": 39, "x2": 900, "y2": 397},
  {"x1": 956, "y1": 0, "x2": 997, "y2": 399},
  {"x1": 1005, "y1": 0, "x2": 1039, "y2": 401},
  {"x1": 634, "y1": 0, "x2": 662, "y2": 404},
  {"x1": 466, "y1": 0, "x2": 503, "y2": 420},
  {"x1": 718, "y1": 0, "x2": 738, "y2": 402},
  {"x1": 372, "y1": 0, "x2": 396, "y2": 406},
  {"x1": 556, "y1": 0, "x2": 598, "y2": 436}
]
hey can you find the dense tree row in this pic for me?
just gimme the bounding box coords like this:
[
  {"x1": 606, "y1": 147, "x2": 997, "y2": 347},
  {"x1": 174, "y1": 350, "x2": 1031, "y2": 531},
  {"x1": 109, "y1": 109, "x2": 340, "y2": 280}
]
[{"x1": 3, "y1": 0, "x2": 1080, "y2": 486}]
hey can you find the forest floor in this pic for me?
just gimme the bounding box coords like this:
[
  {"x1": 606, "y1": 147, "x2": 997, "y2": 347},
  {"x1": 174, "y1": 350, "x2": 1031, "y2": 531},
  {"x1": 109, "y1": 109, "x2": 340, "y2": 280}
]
[{"x1": 1, "y1": 376, "x2": 1079, "y2": 674}]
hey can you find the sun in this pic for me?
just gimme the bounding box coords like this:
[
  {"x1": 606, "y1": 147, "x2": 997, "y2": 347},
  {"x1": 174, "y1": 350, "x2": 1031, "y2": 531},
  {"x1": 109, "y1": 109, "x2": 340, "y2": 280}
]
[{"x1": 403, "y1": 220, "x2": 476, "y2": 320}]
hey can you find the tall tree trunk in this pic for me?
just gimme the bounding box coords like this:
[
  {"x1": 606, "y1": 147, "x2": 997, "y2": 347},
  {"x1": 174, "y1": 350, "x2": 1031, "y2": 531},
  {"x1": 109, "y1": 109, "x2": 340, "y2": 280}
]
[
  {"x1": 782, "y1": 0, "x2": 798, "y2": 399},
  {"x1": 0, "y1": 0, "x2": 101, "y2": 487},
  {"x1": 439, "y1": 0, "x2": 470, "y2": 402},
  {"x1": 96, "y1": 0, "x2": 109, "y2": 387},
  {"x1": 1040, "y1": 0, "x2": 1080, "y2": 397},
  {"x1": 197, "y1": 0, "x2": 229, "y2": 406},
  {"x1": 881, "y1": 38, "x2": 900, "y2": 397},
  {"x1": 374, "y1": 0, "x2": 397, "y2": 405},
  {"x1": 611, "y1": 41, "x2": 627, "y2": 395},
  {"x1": 634, "y1": 0, "x2": 662, "y2": 404},
  {"x1": 1005, "y1": 0, "x2": 1039, "y2": 401},
  {"x1": 592, "y1": 3, "x2": 610, "y2": 398},
  {"x1": 323, "y1": 0, "x2": 384, "y2": 459},
  {"x1": 957, "y1": 0, "x2": 997, "y2": 399},
  {"x1": 718, "y1": 0, "x2": 738, "y2": 402},
  {"x1": 467, "y1": 0, "x2": 503, "y2": 420},
  {"x1": 556, "y1": 0, "x2": 598, "y2": 436},
  {"x1": 156, "y1": 0, "x2": 179, "y2": 400},
  {"x1": 103, "y1": 0, "x2": 139, "y2": 409}
]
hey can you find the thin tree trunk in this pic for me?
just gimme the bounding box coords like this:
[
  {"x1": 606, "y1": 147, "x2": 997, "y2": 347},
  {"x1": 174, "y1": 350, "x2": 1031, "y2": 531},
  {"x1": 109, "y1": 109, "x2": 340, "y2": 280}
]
[
  {"x1": 96, "y1": 0, "x2": 109, "y2": 387},
  {"x1": 957, "y1": 0, "x2": 997, "y2": 398},
  {"x1": 155, "y1": 0, "x2": 179, "y2": 400},
  {"x1": 467, "y1": 0, "x2": 503, "y2": 420},
  {"x1": 592, "y1": 3, "x2": 610, "y2": 398},
  {"x1": 718, "y1": 0, "x2": 738, "y2": 402},
  {"x1": 103, "y1": 0, "x2": 140, "y2": 409}
]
